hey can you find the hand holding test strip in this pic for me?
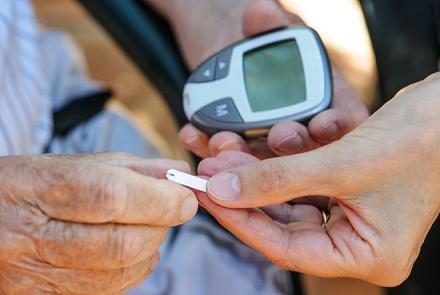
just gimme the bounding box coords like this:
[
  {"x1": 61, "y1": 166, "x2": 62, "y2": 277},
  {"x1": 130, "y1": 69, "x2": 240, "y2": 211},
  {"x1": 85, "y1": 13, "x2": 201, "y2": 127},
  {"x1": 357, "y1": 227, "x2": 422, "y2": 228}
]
[{"x1": 166, "y1": 169, "x2": 208, "y2": 192}]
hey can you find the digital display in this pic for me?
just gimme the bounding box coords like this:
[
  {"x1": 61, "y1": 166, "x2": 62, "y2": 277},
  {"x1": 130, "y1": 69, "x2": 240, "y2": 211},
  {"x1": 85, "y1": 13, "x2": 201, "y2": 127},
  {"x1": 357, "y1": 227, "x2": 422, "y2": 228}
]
[{"x1": 244, "y1": 40, "x2": 306, "y2": 112}]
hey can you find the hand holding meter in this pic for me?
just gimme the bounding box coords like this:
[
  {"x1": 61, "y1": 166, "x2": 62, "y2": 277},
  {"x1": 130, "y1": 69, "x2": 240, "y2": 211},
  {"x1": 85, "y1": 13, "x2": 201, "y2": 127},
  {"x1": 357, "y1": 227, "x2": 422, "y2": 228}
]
[{"x1": 183, "y1": 26, "x2": 332, "y2": 137}]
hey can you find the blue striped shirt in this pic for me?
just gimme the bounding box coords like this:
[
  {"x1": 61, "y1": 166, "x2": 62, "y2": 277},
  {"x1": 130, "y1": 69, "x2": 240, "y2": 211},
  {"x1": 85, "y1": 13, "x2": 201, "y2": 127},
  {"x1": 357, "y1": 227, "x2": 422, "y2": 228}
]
[{"x1": 0, "y1": 0, "x2": 100, "y2": 155}]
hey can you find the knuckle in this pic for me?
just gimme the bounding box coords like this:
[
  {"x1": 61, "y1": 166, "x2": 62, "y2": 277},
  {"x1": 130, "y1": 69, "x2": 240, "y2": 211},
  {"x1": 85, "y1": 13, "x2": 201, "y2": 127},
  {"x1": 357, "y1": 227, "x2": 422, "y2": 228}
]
[
  {"x1": 177, "y1": 187, "x2": 194, "y2": 202},
  {"x1": 126, "y1": 228, "x2": 167, "y2": 261},
  {"x1": 96, "y1": 152, "x2": 136, "y2": 164},
  {"x1": 95, "y1": 176, "x2": 128, "y2": 221},
  {"x1": 424, "y1": 75, "x2": 440, "y2": 95},
  {"x1": 151, "y1": 227, "x2": 168, "y2": 248},
  {"x1": 162, "y1": 192, "x2": 188, "y2": 222},
  {"x1": 352, "y1": 107, "x2": 370, "y2": 125},
  {"x1": 109, "y1": 227, "x2": 133, "y2": 265},
  {"x1": 165, "y1": 182, "x2": 193, "y2": 204},
  {"x1": 48, "y1": 164, "x2": 126, "y2": 222},
  {"x1": 0, "y1": 229, "x2": 26, "y2": 262},
  {"x1": 112, "y1": 151, "x2": 135, "y2": 158},
  {"x1": 146, "y1": 181, "x2": 191, "y2": 224},
  {"x1": 255, "y1": 161, "x2": 286, "y2": 196},
  {"x1": 174, "y1": 160, "x2": 191, "y2": 173},
  {"x1": 114, "y1": 264, "x2": 140, "y2": 288},
  {"x1": 425, "y1": 71, "x2": 440, "y2": 82}
]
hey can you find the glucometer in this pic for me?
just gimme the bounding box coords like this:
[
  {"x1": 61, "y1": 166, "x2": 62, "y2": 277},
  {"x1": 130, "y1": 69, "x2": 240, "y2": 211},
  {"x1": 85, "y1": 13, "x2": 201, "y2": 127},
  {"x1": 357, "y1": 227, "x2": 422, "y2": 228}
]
[{"x1": 183, "y1": 26, "x2": 332, "y2": 137}]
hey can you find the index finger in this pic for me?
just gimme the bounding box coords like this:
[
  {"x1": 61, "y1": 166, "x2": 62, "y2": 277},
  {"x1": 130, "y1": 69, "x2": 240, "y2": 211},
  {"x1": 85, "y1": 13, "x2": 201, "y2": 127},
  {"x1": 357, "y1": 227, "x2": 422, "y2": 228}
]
[
  {"x1": 197, "y1": 192, "x2": 346, "y2": 277},
  {"x1": 35, "y1": 160, "x2": 198, "y2": 226},
  {"x1": 179, "y1": 124, "x2": 210, "y2": 158}
]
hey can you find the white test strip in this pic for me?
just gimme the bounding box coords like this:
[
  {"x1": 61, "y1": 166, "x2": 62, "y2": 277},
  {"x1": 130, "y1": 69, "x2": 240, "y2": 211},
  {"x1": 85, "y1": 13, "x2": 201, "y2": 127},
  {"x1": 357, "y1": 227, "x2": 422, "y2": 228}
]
[{"x1": 166, "y1": 169, "x2": 208, "y2": 192}]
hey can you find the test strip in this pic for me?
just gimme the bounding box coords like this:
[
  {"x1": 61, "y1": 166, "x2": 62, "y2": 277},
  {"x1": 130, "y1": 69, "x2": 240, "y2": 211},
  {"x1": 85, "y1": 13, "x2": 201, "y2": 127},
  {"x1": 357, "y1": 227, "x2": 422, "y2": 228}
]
[{"x1": 166, "y1": 169, "x2": 208, "y2": 192}]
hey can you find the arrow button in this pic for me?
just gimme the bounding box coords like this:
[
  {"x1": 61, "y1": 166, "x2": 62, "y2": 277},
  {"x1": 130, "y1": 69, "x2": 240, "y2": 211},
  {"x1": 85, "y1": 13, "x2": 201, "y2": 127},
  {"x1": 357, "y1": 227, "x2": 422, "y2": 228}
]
[
  {"x1": 203, "y1": 69, "x2": 212, "y2": 78},
  {"x1": 215, "y1": 48, "x2": 232, "y2": 80},
  {"x1": 188, "y1": 56, "x2": 216, "y2": 83},
  {"x1": 218, "y1": 62, "x2": 226, "y2": 70}
]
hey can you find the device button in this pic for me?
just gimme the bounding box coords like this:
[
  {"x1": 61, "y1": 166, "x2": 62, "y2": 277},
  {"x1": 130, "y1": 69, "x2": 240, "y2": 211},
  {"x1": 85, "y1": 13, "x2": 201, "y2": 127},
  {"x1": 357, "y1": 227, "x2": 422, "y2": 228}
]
[
  {"x1": 215, "y1": 48, "x2": 232, "y2": 80},
  {"x1": 188, "y1": 56, "x2": 216, "y2": 83},
  {"x1": 198, "y1": 98, "x2": 243, "y2": 123}
]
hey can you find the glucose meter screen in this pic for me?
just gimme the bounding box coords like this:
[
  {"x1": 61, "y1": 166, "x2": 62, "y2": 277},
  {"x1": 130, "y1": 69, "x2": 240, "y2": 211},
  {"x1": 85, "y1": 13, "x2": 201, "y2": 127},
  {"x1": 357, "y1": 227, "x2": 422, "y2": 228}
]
[{"x1": 244, "y1": 40, "x2": 306, "y2": 112}]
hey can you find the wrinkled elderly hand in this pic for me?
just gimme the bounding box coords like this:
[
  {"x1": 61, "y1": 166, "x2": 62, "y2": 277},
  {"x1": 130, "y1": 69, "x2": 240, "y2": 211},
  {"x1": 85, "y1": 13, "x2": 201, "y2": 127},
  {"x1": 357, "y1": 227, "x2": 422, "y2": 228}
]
[
  {"x1": 0, "y1": 153, "x2": 197, "y2": 294},
  {"x1": 171, "y1": 0, "x2": 368, "y2": 158},
  {"x1": 198, "y1": 73, "x2": 440, "y2": 286}
]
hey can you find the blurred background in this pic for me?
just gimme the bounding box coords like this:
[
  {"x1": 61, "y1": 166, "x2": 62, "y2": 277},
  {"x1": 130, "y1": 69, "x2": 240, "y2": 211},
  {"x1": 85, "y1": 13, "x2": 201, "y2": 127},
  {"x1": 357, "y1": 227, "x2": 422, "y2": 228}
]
[{"x1": 34, "y1": 0, "x2": 191, "y2": 163}]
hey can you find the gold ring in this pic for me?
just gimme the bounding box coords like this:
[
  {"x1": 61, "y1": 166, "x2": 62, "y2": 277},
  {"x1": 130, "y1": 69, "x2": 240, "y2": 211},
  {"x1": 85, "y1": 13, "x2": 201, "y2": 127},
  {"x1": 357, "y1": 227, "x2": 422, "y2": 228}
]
[{"x1": 321, "y1": 210, "x2": 329, "y2": 228}]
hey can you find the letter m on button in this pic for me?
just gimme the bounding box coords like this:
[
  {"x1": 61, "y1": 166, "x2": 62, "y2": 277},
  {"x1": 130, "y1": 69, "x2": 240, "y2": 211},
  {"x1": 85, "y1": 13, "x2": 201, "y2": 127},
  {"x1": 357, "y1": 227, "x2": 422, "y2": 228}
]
[{"x1": 215, "y1": 104, "x2": 228, "y2": 117}]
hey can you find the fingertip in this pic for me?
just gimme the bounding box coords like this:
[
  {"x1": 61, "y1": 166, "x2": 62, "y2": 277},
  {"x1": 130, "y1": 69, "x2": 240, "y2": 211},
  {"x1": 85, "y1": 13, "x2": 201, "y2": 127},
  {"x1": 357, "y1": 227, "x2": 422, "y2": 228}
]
[
  {"x1": 197, "y1": 151, "x2": 258, "y2": 177},
  {"x1": 268, "y1": 121, "x2": 319, "y2": 155},
  {"x1": 179, "y1": 195, "x2": 199, "y2": 223},
  {"x1": 247, "y1": 138, "x2": 276, "y2": 159},
  {"x1": 308, "y1": 107, "x2": 369, "y2": 144},
  {"x1": 197, "y1": 157, "x2": 230, "y2": 176},
  {"x1": 208, "y1": 132, "x2": 248, "y2": 156},
  {"x1": 268, "y1": 121, "x2": 304, "y2": 155},
  {"x1": 157, "y1": 179, "x2": 199, "y2": 225},
  {"x1": 173, "y1": 160, "x2": 192, "y2": 174},
  {"x1": 308, "y1": 110, "x2": 343, "y2": 144},
  {"x1": 179, "y1": 124, "x2": 210, "y2": 157},
  {"x1": 217, "y1": 150, "x2": 259, "y2": 165},
  {"x1": 178, "y1": 124, "x2": 198, "y2": 143},
  {"x1": 206, "y1": 172, "x2": 241, "y2": 204},
  {"x1": 195, "y1": 191, "x2": 212, "y2": 210}
]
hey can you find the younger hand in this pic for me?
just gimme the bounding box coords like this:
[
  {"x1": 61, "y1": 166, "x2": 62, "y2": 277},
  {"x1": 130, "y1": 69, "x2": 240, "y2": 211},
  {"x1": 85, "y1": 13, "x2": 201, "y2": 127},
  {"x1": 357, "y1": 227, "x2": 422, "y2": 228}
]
[{"x1": 198, "y1": 73, "x2": 440, "y2": 286}]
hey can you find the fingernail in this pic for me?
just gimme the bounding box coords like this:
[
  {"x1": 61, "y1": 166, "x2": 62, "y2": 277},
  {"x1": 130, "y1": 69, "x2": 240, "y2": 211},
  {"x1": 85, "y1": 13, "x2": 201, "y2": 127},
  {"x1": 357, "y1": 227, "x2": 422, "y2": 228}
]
[
  {"x1": 275, "y1": 132, "x2": 303, "y2": 153},
  {"x1": 318, "y1": 123, "x2": 339, "y2": 140},
  {"x1": 207, "y1": 172, "x2": 241, "y2": 201},
  {"x1": 217, "y1": 140, "x2": 246, "y2": 152},
  {"x1": 185, "y1": 134, "x2": 202, "y2": 147},
  {"x1": 180, "y1": 197, "x2": 198, "y2": 221}
]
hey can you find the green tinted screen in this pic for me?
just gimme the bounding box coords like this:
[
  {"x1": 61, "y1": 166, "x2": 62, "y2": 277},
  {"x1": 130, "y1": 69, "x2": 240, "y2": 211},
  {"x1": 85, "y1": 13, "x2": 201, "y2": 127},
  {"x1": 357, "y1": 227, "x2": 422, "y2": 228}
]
[{"x1": 244, "y1": 40, "x2": 306, "y2": 112}]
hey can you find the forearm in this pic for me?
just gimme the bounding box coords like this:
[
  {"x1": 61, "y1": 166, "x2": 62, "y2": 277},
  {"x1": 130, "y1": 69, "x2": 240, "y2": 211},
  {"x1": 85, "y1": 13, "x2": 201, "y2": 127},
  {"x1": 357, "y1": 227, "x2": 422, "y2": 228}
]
[
  {"x1": 147, "y1": 0, "x2": 175, "y2": 19},
  {"x1": 148, "y1": 0, "x2": 249, "y2": 27}
]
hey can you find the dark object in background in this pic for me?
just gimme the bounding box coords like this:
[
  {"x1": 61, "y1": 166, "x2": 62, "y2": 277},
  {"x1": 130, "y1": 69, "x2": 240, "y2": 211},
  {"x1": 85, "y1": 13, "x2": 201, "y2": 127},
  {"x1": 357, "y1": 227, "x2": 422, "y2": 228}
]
[
  {"x1": 361, "y1": 0, "x2": 440, "y2": 104},
  {"x1": 77, "y1": 0, "x2": 189, "y2": 127},
  {"x1": 52, "y1": 89, "x2": 112, "y2": 137},
  {"x1": 77, "y1": 0, "x2": 440, "y2": 294}
]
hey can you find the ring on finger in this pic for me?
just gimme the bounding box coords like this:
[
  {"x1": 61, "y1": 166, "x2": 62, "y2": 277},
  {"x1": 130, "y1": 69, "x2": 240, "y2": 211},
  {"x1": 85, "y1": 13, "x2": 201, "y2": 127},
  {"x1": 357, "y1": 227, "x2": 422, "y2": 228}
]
[{"x1": 321, "y1": 209, "x2": 330, "y2": 228}]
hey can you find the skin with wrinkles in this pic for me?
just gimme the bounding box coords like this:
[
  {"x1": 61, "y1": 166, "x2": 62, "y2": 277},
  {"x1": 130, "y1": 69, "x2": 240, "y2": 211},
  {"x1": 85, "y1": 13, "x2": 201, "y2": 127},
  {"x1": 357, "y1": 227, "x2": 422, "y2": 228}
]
[
  {"x1": 201, "y1": 73, "x2": 440, "y2": 286},
  {"x1": 0, "y1": 153, "x2": 198, "y2": 294},
  {"x1": 150, "y1": 0, "x2": 250, "y2": 70}
]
